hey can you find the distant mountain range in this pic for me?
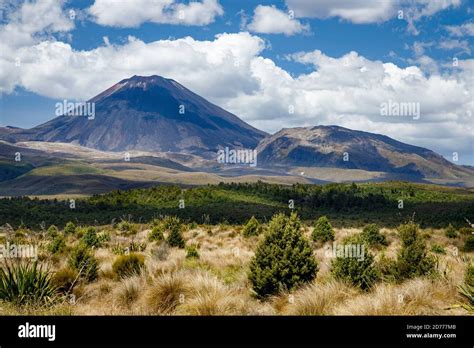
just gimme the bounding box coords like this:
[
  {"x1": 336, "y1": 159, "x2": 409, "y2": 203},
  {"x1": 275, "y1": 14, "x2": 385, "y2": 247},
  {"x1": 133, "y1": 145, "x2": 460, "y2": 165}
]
[
  {"x1": 0, "y1": 75, "x2": 473, "y2": 195},
  {"x1": 257, "y1": 126, "x2": 473, "y2": 179}
]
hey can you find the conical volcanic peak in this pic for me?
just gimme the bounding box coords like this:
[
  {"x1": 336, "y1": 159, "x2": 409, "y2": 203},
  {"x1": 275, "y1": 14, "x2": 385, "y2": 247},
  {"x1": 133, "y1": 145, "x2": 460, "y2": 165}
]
[{"x1": 7, "y1": 75, "x2": 267, "y2": 156}]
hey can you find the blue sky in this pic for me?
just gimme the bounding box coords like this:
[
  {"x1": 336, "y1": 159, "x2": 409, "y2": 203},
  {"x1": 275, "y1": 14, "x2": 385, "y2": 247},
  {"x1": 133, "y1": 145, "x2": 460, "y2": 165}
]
[{"x1": 0, "y1": 0, "x2": 473, "y2": 164}]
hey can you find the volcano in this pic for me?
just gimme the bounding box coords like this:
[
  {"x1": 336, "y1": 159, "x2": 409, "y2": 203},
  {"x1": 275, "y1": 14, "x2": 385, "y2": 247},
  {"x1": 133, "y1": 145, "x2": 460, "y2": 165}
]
[{"x1": 1, "y1": 75, "x2": 267, "y2": 157}]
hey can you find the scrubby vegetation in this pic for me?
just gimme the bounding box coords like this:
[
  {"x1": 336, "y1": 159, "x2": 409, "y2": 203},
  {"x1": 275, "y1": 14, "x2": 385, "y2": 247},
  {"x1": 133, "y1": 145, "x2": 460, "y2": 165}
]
[
  {"x1": 165, "y1": 217, "x2": 185, "y2": 248},
  {"x1": 112, "y1": 254, "x2": 145, "y2": 279},
  {"x1": 312, "y1": 216, "x2": 335, "y2": 242},
  {"x1": 394, "y1": 222, "x2": 436, "y2": 280},
  {"x1": 331, "y1": 252, "x2": 379, "y2": 290},
  {"x1": 242, "y1": 216, "x2": 262, "y2": 237},
  {"x1": 64, "y1": 221, "x2": 76, "y2": 235},
  {"x1": 0, "y1": 261, "x2": 57, "y2": 306},
  {"x1": 185, "y1": 245, "x2": 200, "y2": 259},
  {"x1": 1, "y1": 182, "x2": 473, "y2": 229},
  {"x1": 360, "y1": 224, "x2": 387, "y2": 246},
  {"x1": 68, "y1": 246, "x2": 98, "y2": 282},
  {"x1": 463, "y1": 236, "x2": 474, "y2": 252},
  {"x1": 249, "y1": 213, "x2": 318, "y2": 298},
  {"x1": 0, "y1": 183, "x2": 472, "y2": 316},
  {"x1": 445, "y1": 224, "x2": 458, "y2": 239}
]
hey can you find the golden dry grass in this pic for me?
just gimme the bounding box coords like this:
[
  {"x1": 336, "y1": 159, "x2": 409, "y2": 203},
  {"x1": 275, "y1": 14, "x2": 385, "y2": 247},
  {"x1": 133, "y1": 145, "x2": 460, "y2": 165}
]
[{"x1": 1, "y1": 223, "x2": 471, "y2": 316}]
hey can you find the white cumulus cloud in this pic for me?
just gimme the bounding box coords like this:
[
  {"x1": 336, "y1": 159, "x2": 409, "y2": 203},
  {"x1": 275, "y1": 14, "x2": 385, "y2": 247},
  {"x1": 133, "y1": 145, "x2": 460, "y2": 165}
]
[
  {"x1": 87, "y1": 0, "x2": 223, "y2": 27},
  {"x1": 284, "y1": 0, "x2": 462, "y2": 34},
  {"x1": 247, "y1": 5, "x2": 310, "y2": 36}
]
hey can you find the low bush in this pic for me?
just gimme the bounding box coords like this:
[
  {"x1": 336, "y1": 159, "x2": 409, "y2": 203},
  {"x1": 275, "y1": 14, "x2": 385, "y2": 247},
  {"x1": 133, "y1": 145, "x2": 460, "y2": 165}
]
[
  {"x1": 395, "y1": 222, "x2": 436, "y2": 280},
  {"x1": 312, "y1": 216, "x2": 335, "y2": 242},
  {"x1": 464, "y1": 236, "x2": 474, "y2": 252},
  {"x1": 81, "y1": 227, "x2": 100, "y2": 248},
  {"x1": 149, "y1": 225, "x2": 165, "y2": 242},
  {"x1": 117, "y1": 221, "x2": 137, "y2": 235},
  {"x1": 185, "y1": 245, "x2": 200, "y2": 259},
  {"x1": 242, "y1": 216, "x2": 262, "y2": 237},
  {"x1": 68, "y1": 246, "x2": 98, "y2": 282},
  {"x1": 46, "y1": 225, "x2": 59, "y2": 239},
  {"x1": 430, "y1": 244, "x2": 446, "y2": 254},
  {"x1": 98, "y1": 232, "x2": 111, "y2": 244},
  {"x1": 52, "y1": 267, "x2": 78, "y2": 294},
  {"x1": 360, "y1": 224, "x2": 387, "y2": 246},
  {"x1": 459, "y1": 227, "x2": 474, "y2": 236},
  {"x1": 249, "y1": 212, "x2": 318, "y2": 298},
  {"x1": 376, "y1": 254, "x2": 398, "y2": 282},
  {"x1": 64, "y1": 222, "x2": 76, "y2": 235},
  {"x1": 166, "y1": 220, "x2": 185, "y2": 248},
  {"x1": 48, "y1": 235, "x2": 66, "y2": 254},
  {"x1": 445, "y1": 224, "x2": 458, "y2": 239},
  {"x1": 331, "y1": 252, "x2": 379, "y2": 290},
  {"x1": 112, "y1": 253, "x2": 145, "y2": 279}
]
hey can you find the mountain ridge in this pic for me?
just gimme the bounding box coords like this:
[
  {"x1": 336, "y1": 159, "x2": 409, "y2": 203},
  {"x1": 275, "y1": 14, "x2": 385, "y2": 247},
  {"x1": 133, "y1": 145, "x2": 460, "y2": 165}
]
[{"x1": 0, "y1": 75, "x2": 472, "y2": 187}]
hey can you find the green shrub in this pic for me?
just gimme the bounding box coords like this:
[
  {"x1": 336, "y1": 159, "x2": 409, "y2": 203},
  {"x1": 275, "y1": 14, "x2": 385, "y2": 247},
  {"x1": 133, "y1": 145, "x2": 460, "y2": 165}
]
[
  {"x1": 0, "y1": 260, "x2": 57, "y2": 306},
  {"x1": 249, "y1": 212, "x2": 318, "y2": 298},
  {"x1": 98, "y1": 232, "x2": 111, "y2": 244},
  {"x1": 312, "y1": 216, "x2": 335, "y2": 242},
  {"x1": 360, "y1": 224, "x2": 387, "y2": 246},
  {"x1": 185, "y1": 245, "x2": 200, "y2": 259},
  {"x1": 149, "y1": 225, "x2": 165, "y2": 242},
  {"x1": 459, "y1": 227, "x2": 474, "y2": 236},
  {"x1": 242, "y1": 216, "x2": 262, "y2": 237},
  {"x1": 81, "y1": 227, "x2": 100, "y2": 248},
  {"x1": 395, "y1": 222, "x2": 436, "y2": 280},
  {"x1": 445, "y1": 224, "x2": 458, "y2": 238},
  {"x1": 52, "y1": 267, "x2": 78, "y2": 294},
  {"x1": 161, "y1": 217, "x2": 185, "y2": 248},
  {"x1": 48, "y1": 235, "x2": 66, "y2": 254},
  {"x1": 112, "y1": 253, "x2": 145, "y2": 279},
  {"x1": 46, "y1": 225, "x2": 59, "y2": 239},
  {"x1": 64, "y1": 222, "x2": 76, "y2": 235},
  {"x1": 464, "y1": 236, "x2": 474, "y2": 252},
  {"x1": 167, "y1": 227, "x2": 185, "y2": 248},
  {"x1": 431, "y1": 244, "x2": 446, "y2": 254},
  {"x1": 376, "y1": 253, "x2": 398, "y2": 282},
  {"x1": 68, "y1": 246, "x2": 98, "y2": 282},
  {"x1": 331, "y1": 252, "x2": 379, "y2": 290},
  {"x1": 111, "y1": 241, "x2": 146, "y2": 255},
  {"x1": 117, "y1": 221, "x2": 137, "y2": 234}
]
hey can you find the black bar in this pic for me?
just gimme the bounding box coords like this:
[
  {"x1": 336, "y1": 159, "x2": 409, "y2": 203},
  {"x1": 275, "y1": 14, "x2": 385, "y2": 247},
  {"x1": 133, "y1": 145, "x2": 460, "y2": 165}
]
[{"x1": 0, "y1": 316, "x2": 471, "y2": 347}]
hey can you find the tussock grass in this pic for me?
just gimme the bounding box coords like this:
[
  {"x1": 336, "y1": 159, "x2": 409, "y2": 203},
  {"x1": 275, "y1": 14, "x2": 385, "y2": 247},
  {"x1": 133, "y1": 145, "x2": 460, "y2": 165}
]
[
  {"x1": 144, "y1": 271, "x2": 189, "y2": 314},
  {"x1": 333, "y1": 278, "x2": 459, "y2": 315},
  {"x1": 114, "y1": 275, "x2": 146, "y2": 308},
  {"x1": 281, "y1": 280, "x2": 359, "y2": 315},
  {"x1": 1, "y1": 222, "x2": 470, "y2": 316}
]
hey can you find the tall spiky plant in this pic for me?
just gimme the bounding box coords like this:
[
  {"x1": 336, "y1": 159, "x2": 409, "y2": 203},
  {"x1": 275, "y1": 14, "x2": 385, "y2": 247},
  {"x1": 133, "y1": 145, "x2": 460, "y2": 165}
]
[{"x1": 0, "y1": 260, "x2": 57, "y2": 306}]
